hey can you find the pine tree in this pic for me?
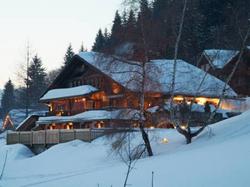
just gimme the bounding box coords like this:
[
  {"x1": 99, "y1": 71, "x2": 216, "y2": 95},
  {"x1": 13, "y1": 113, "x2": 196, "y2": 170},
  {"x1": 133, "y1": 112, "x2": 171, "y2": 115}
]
[
  {"x1": 126, "y1": 9, "x2": 138, "y2": 42},
  {"x1": 27, "y1": 55, "x2": 47, "y2": 108},
  {"x1": 92, "y1": 29, "x2": 105, "y2": 52},
  {"x1": 103, "y1": 28, "x2": 111, "y2": 50},
  {"x1": 1, "y1": 80, "x2": 15, "y2": 116},
  {"x1": 79, "y1": 42, "x2": 86, "y2": 52},
  {"x1": 180, "y1": 0, "x2": 206, "y2": 61},
  {"x1": 63, "y1": 44, "x2": 75, "y2": 65},
  {"x1": 91, "y1": 0, "x2": 250, "y2": 61},
  {"x1": 121, "y1": 11, "x2": 127, "y2": 26},
  {"x1": 152, "y1": 0, "x2": 168, "y2": 19},
  {"x1": 199, "y1": 0, "x2": 229, "y2": 48},
  {"x1": 110, "y1": 11, "x2": 123, "y2": 48},
  {"x1": 14, "y1": 87, "x2": 27, "y2": 109},
  {"x1": 136, "y1": 0, "x2": 154, "y2": 58},
  {"x1": 140, "y1": 0, "x2": 151, "y2": 18}
]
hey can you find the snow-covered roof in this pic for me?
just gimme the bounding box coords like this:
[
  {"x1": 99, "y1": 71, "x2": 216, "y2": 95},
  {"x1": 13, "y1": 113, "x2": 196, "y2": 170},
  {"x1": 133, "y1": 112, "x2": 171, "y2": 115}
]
[
  {"x1": 5, "y1": 109, "x2": 47, "y2": 129},
  {"x1": 15, "y1": 115, "x2": 39, "y2": 131},
  {"x1": 40, "y1": 85, "x2": 98, "y2": 101},
  {"x1": 203, "y1": 49, "x2": 238, "y2": 69},
  {"x1": 78, "y1": 52, "x2": 237, "y2": 98},
  {"x1": 36, "y1": 109, "x2": 141, "y2": 125},
  {"x1": 146, "y1": 106, "x2": 160, "y2": 113}
]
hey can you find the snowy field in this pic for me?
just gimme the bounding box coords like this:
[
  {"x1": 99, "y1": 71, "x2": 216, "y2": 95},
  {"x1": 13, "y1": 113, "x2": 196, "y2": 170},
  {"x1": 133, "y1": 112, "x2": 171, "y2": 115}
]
[{"x1": 0, "y1": 110, "x2": 250, "y2": 187}]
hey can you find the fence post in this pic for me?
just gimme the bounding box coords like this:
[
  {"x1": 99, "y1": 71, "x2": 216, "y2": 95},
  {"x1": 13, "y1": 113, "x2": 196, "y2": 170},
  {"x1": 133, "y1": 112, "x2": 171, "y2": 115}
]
[
  {"x1": 6, "y1": 131, "x2": 9, "y2": 145},
  {"x1": 89, "y1": 128, "x2": 92, "y2": 142},
  {"x1": 18, "y1": 132, "x2": 20, "y2": 144},
  {"x1": 44, "y1": 129, "x2": 47, "y2": 147},
  {"x1": 58, "y1": 129, "x2": 60, "y2": 144},
  {"x1": 59, "y1": 129, "x2": 61, "y2": 143},
  {"x1": 31, "y1": 131, "x2": 33, "y2": 146}
]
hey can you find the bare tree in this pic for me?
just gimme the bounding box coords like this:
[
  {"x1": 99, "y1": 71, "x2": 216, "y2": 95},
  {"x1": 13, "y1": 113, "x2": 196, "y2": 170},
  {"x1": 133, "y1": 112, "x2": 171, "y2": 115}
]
[
  {"x1": 46, "y1": 68, "x2": 61, "y2": 86},
  {"x1": 138, "y1": 23, "x2": 154, "y2": 156},
  {"x1": 94, "y1": 51, "x2": 154, "y2": 156},
  {"x1": 208, "y1": 27, "x2": 250, "y2": 121},
  {"x1": 174, "y1": 25, "x2": 250, "y2": 144},
  {"x1": 95, "y1": 0, "x2": 154, "y2": 157},
  {"x1": 169, "y1": 0, "x2": 187, "y2": 116},
  {"x1": 0, "y1": 150, "x2": 8, "y2": 180},
  {"x1": 15, "y1": 42, "x2": 32, "y2": 117},
  {"x1": 109, "y1": 131, "x2": 146, "y2": 187}
]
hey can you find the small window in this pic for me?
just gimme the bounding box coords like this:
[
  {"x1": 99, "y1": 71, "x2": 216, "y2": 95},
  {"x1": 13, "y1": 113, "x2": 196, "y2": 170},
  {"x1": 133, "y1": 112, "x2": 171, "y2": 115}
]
[
  {"x1": 77, "y1": 80, "x2": 81, "y2": 86},
  {"x1": 72, "y1": 81, "x2": 75, "y2": 87}
]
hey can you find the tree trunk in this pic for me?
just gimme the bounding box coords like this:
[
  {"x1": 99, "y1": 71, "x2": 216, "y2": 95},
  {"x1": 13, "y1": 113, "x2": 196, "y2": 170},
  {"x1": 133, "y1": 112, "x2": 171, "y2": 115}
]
[
  {"x1": 169, "y1": 0, "x2": 188, "y2": 113},
  {"x1": 185, "y1": 134, "x2": 192, "y2": 144},
  {"x1": 123, "y1": 160, "x2": 132, "y2": 187},
  {"x1": 139, "y1": 123, "x2": 153, "y2": 156}
]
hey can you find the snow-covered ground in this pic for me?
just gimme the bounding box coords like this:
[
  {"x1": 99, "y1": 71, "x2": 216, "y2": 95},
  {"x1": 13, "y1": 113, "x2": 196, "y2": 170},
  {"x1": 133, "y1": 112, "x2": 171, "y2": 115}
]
[{"x1": 0, "y1": 110, "x2": 250, "y2": 187}]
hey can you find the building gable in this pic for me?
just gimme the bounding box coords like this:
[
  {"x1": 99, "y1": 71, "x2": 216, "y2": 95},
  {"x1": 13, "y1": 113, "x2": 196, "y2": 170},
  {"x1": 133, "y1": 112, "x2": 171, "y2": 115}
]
[{"x1": 41, "y1": 55, "x2": 127, "y2": 100}]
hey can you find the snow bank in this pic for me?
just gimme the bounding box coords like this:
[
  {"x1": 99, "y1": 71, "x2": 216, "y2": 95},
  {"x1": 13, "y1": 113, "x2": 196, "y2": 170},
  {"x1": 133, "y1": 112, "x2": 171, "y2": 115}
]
[
  {"x1": 0, "y1": 144, "x2": 33, "y2": 161},
  {"x1": 1, "y1": 111, "x2": 250, "y2": 187}
]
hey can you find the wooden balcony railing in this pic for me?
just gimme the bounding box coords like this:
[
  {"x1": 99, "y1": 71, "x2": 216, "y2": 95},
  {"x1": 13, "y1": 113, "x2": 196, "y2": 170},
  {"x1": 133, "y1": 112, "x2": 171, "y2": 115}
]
[{"x1": 6, "y1": 129, "x2": 105, "y2": 146}]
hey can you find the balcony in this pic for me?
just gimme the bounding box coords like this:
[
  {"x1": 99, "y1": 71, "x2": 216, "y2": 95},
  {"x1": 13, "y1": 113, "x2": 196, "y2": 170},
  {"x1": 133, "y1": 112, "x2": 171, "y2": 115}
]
[{"x1": 46, "y1": 110, "x2": 83, "y2": 117}]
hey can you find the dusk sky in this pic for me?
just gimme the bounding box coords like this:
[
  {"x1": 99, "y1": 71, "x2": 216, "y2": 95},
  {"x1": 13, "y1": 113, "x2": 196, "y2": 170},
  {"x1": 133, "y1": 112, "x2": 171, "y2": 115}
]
[{"x1": 0, "y1": 0, "x2": 122, "y2": 89}]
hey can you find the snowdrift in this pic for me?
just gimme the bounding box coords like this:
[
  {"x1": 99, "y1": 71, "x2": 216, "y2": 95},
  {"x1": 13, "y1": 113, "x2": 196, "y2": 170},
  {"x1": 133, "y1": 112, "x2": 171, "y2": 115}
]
[{"x1": 0, "y1": 110, "x2": 250, "y2": 187}]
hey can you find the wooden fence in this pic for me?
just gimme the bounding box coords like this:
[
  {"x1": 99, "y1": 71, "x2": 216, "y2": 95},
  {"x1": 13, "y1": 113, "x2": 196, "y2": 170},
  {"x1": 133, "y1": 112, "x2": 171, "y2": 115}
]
[{"x1": 7, "y1": 129, "x2": 105, "y2": 146}]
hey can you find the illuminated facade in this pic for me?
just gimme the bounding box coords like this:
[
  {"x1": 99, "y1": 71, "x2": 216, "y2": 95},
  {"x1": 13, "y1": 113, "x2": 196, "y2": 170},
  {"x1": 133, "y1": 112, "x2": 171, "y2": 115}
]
[{"x1": 19, "y1": 52, "x2": 239, "y2": 131}]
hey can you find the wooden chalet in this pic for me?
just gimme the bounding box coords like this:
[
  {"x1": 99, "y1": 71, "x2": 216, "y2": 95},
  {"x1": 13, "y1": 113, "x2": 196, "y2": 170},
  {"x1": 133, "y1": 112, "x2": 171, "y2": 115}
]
[
  {"x1": 199, "y1": 48, "x2": 250, "y2": 96},
  {"x1": 6, "y1": 52, "x2": 241, "y2": 147},
  {"x1": 26, "y1": 51, "x2": 237, "y2": 131}
]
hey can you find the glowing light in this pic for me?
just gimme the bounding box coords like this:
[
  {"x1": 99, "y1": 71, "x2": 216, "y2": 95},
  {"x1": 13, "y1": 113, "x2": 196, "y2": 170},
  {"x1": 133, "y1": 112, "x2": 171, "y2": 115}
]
[
  {"x1": 173, "y1": 96, "x2": 219, "y2": 106},
  {"x1": 56, "y1": 111, "x2": 63, "y2": 116},
  {"x1": 196, "y1": 97, "x2": 219, "y2": 106},
  {"x1": 220, "y1": 100, "x2": 234, "y2": 110},
  {"x1": 180, "y1": 124, "x2": 188, "y2": 130},
  {"x1": 161, "y1": 138, "x2": 169, "y2": 144},
  {"x1": 47, "y1": 104, "x2": 53, "y2": 112},
  {"x1": 133, "y1": 123, "x2": 138, "y2": 127},
  {"x1": 97, "y1": 121, "x2": 103, "y2": 128},
  {"x1": 174, "y1": 96, "x2": 184, "y2": 102},
  {"x1": 112, "y1": 83, "x2": 121, "y2": 94},
  {"x1": 102, "y1": 95, "x2": 109, "y2": 102},
  {"x1": 97, "y1": 123, "x2": 102, "y2": 128},
  {"x1": 150, "y1": 126, "x2": 155, "y2": 129},
  {"x1": 2, "y1": 115, "x2": 14, "y2": 129},
  {"x1": 196, "y1": 97, "x2": 207, "y2": 105}
]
